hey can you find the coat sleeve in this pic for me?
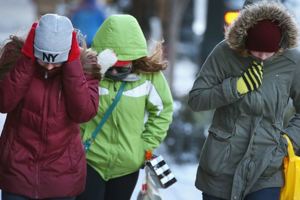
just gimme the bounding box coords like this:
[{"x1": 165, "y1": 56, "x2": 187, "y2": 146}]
[
  {"x1": 0, "y1": 55, "x2": 35, "y2": 113},
  {"x1": 141, "y1": 71, "x2": 173, "y2": 150},
  {"x1": 285, "y1": 63, "x2": 300, "y2": 150},
  {"x1": 188, "y1": 43, "x2": 241, "y2": 111},
  {"x1": 62, "y1": 58, "x2": 99, "y2": 123}
]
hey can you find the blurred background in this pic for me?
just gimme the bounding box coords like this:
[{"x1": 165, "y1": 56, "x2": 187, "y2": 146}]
[{"x1": 0, "y1": 0, "x2": 300, "y2": 199}]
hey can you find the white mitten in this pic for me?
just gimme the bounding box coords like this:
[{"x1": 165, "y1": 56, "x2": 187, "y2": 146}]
[{"x1": 97, "y1": 49, "x2": 118, "y2": 75}]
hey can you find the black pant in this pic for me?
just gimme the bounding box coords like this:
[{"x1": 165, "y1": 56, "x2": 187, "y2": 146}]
[
  {"x1": 2, "y1": 191, "x2": 75, "y2": 200},
  {"x1": 76, "y1": 164, "x2": 139, "y2": 200}
]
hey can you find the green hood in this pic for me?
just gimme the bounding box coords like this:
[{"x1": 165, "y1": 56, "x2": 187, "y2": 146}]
[{"x1": 91, "y1": 14, "x2": 148, "y2": 61}]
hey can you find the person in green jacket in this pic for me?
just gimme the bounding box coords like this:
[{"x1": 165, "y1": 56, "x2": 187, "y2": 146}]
[
  {"x1": 76, "y1": 14, "x2": 173, "y2": 200},
  {"x1": 189, "y1": 0, "x2": 300, "y2": 200}
]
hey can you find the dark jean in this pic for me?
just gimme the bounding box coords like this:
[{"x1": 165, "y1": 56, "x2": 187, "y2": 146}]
[
  {"x1": 76, "y1": 164, "x2": 139, "y2": 200},
  {"x1": 2, "y1": 191, "x2": 75, "y2": 200},
  {"x1": 203, "y1": 187, "x2": 281, "y2": 200}
]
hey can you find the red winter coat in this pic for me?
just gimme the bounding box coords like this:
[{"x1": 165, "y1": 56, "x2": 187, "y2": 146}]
[{"x1": 0, "y1": 55, "x2": 99, "y2": 198}]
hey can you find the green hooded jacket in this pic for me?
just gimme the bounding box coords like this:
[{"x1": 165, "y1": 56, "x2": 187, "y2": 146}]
[
  {"x1": 92, "y1": 14, "x2": 147, "y2": 61},
  {"x1": 189, "y1": 2, "x2": 300, "y2": 200},
  {"x1": 81, "y1": 14, "x2": 173, "y2": 181}
]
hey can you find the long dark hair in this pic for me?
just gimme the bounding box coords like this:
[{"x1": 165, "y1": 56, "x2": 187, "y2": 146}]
[
  {"x1": 132, "y1": 41, "x2": 168, "y2": 73},
  {"x1": 0, "y1": 36, "x2": 24, "y2": 80}
]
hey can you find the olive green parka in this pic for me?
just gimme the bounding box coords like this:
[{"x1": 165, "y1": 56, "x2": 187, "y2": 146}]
[{"x1": 188, "y1": 2, "x2": 300, "y2": 200}]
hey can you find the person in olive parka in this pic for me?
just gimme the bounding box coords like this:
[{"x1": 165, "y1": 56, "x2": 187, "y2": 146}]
[{"x1": 189, "y1": 0, "x2": 300, "y2": 200}]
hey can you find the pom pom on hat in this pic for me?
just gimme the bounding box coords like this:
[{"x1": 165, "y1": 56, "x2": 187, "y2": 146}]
[
  {"x1": 245, "y1": 20, "x2": 282, "y2": 52},
  {"x1": 34, "y1": 14, "x2": 73, "y2": 63}
]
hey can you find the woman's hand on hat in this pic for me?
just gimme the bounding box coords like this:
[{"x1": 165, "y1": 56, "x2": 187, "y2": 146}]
[
  {"x1": 21, "y1": 22, "x2": 38, "y2": 59},
  {"x1": 67, "y1": 31, "x2": 81, "y2": 62}
]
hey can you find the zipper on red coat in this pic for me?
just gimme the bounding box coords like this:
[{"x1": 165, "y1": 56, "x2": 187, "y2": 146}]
[
  {"x1": 41, "y1": 78, "x2": 50, "y2": 143},
  {"x1": 35, "y1": 77, "x2": 51, "y2": 197}
]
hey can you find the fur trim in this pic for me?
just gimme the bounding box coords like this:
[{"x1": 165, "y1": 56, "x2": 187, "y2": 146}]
[{"x1": 225, "y1": 1, "x2": 299, "y2": 55}]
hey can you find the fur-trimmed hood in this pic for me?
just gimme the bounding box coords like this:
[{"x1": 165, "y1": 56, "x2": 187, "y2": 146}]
[{"x1": 225, "y1": 1, "x2": 299, "y2": 55}]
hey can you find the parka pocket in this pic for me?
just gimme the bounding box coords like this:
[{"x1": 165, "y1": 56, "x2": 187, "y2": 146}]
[
  {"x1": 199, "y1": 130, "x2": 232, "y2": 176},
  {"x1": 261, "y1": 144, "x2": 286, "y2": 178}
]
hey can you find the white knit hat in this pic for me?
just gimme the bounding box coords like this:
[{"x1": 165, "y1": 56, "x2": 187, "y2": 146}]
[{"x1": 34, "y1": 14, "x2": 73, "y2": 63}]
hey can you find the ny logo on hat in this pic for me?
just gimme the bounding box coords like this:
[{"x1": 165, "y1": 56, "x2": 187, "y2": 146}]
[{"x1": 43, "y1": 53, "x2": 59, "y2": 63}]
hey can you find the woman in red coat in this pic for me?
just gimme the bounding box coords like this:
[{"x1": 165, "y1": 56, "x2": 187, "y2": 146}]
[{"x1": 0, "y1": 14, "x2": 100, "y2": 200}]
